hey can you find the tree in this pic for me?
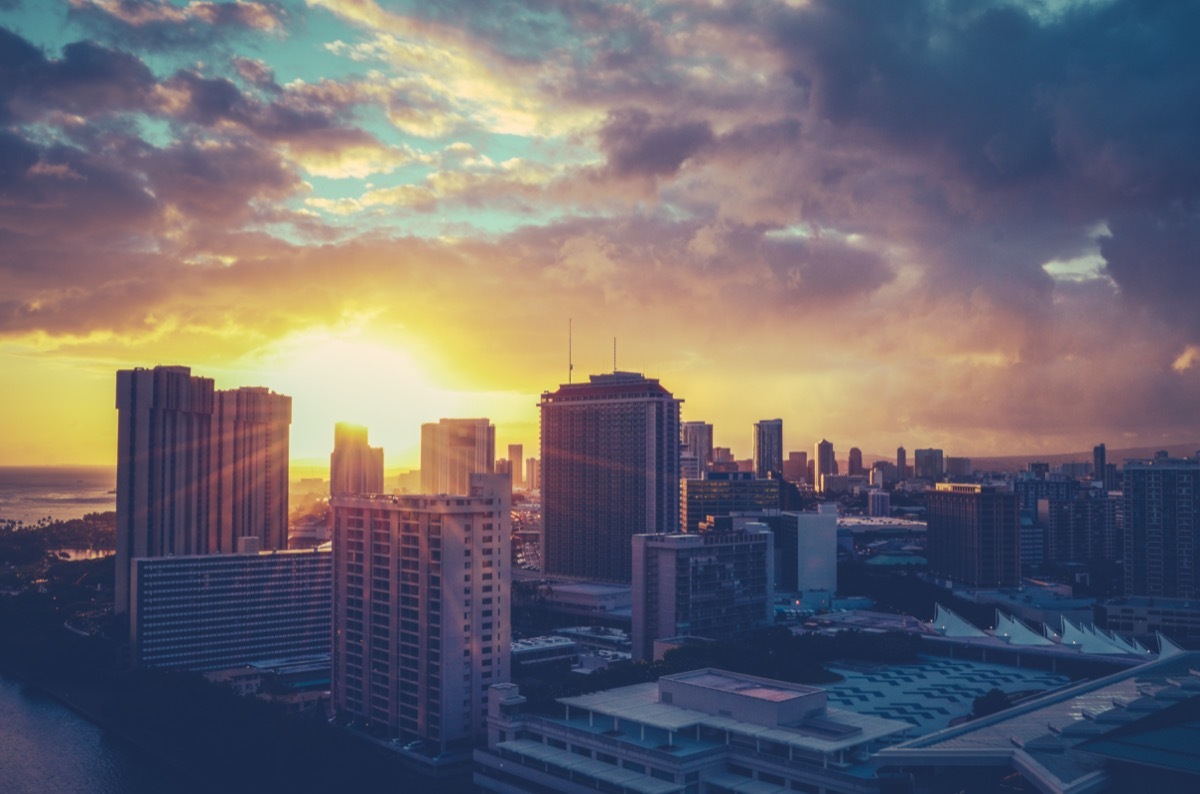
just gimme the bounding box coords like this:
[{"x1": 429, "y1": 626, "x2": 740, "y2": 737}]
[{"x1": 972, "y1": 688, "x2": 1011, "y2": 718}]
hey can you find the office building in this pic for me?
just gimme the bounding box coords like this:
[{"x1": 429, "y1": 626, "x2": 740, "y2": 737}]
[
  {"x1": 1037, "y1": 492, "x2": 1121, "y2": 565},
  {"x1": 524, "y1": 457, "x2": 539, "y2": 491},
  {"x1": 1093, "y1": 443, "x2": 1106, "y2": 486},
  {"x1": 847, "y1": 447, "x2": 864, "y2": 476},
  {"x1": 475, "y1": 669, "x2": 912, "y2": 794},
  {"x1": 1124, "y1": 456, "x2": 1200, "y2": 598},
  {"x1": 420, "y1": 418, "x2": 495, "y2": 495},
  {"x1": 540, "y1": 371, "x2": 681, "y2": 582},
  {"x1": 772, "y1": 505, "x2": 838, "y2": 594},
  {"x1": 330, "y1": 423, "x2": 384, "y2": 497},
  {"x1": 130, "y1": 549, "x2": 331, "y2": 671},
  {"x1": 681, "y1": 421, "x2": 713, "y2": 471},
  {"x1": 814, "y1": 439, "x2": 835, "y2": 492},
  {"x1": 897, "y1": 446, "x2": 907, "y2": 479},
  {"x1": 914, "y1": 448, "x2": 944, "y2": 481},
  {"x1": 330, "y1": 473, "x2": 511, "y2": 749},
  {"x1": 631, "y1": 526, "x2": 774, "y2": 661},
  {"x1": 753, "y1": 418, "x2": 783, "y2": 479},
  {"x1": 783, "y1": 451, "x2": 808, "y2": 483},
  {"x1": 944, "y1": 456, "x2": 971, "y2": 478},
  {"x1": 927, "y1": 484, "x2": 1020, "y2": 587},
  {"x1": 115, "y1": 365, "x2": 291, "y2": 616},
  {"x1": 507, "y1": 444, "x2": 523, "y2": 488},
  {"x1": 680, "y1": 471, "x2": 780, "y2": 534},
  {"x1": 1013, "y1": 473, "x2": 1080, "y2": 509}
]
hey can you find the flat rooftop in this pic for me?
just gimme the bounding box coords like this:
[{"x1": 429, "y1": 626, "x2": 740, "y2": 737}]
[{"x1": 669, "y1": 669, "x2": 819, "y2": 703}]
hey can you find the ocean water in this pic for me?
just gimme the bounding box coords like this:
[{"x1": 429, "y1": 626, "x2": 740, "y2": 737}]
[{"x1": 0, "y1": 466, "x2": 116, "y2": 526}]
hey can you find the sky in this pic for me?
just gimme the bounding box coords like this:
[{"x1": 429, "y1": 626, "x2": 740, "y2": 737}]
[{"x1": 1, "y1": 0, "x2": 1199, "y2": 469}]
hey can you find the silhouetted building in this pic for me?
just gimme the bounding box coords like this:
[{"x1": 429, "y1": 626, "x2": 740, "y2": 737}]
[
  {"x1": 681, "y1": 421, "x2": 714, "y2": 471},
  {"x1": 847, "y1": 447, "x2": 864, "y2": 476},
  {"x1": 783, "y1": 451, "x2": 808, "y2": 484},
  {"x1": 1124, "y1": 457, "x2": 1200, "y2": 598},
  {"x1": 631, "y1": 526, "x2": 773, "y2": 661},
  {"x1": 868, "y1": 490, "x2": 891, "y2": 517},
  {"x1": 330, "y1": 423, "x2": 384, "y2": 497},
  {"x1": 420, "y1": 418, "x2": 495, "y2": 495},
  {"x1": 507, "y1": 444, "x2": 523, "y2": 488},
  {"x1": 115, "y1": 366, "x2": 291, "y2": 616},
  {"x1": 944, "y1": 456, "x2": 971, "y2": 478},
  {"x1": 525, "y1": 457, "x2": 539, "y2": 491},
  {"x1": 1037, "y1": 492, "x2": 1121, "y2": 566},
  {"x1": 754, "y1": 419, "x2": 784, "y2": 479},
  {"x1": 927, "y1": 483, "x2": 1020, "y2": 587},
  {"x1": 914, "y1": 448, "x2": 944, "y2": 481},
  {"x1": 1014, "y1": 473, "x2": 1080, "y2": 509},
  {"x1": 814, "y1": 439, "x2": 835, "y2": 492},
  {"x1": 680, "y1": 471, "x2": 780, "y2": 534},
  {"x1": 897, "y1": 446, "x2": 907, "y2": 479},
  {"x1": 540, "y1": 372, "x2": 681, "y2": 582},
  {"x1": 331, "y1": 474, "x2": 510, "y2": 749}
]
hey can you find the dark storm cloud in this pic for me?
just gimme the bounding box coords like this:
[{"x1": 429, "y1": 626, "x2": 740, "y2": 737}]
[
  {"x1": 67, "y1": 0, "x2": 289, "y2": 51},
  {"x1": 599, "y1": 108, "x2": 713, "y2": 178},
  {"x1": 1101, "y1": 207, "x2": 1200, "y2": 334}
]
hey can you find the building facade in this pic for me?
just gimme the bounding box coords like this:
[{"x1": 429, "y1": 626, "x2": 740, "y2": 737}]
[
  {"x1": 130, "y1": 549, "x2": 330, "y2": 671},
  {"x1": 420, "y1": 418, "x2": 496, "y2": 495},
  {"x1": 507, "y1": 443, "x2": 523, "y2": 488},
  {"x1": 631, "y1": 527, "x2": 774, "y2": 661},
  {"x1": 330, "y1": 422, "x2": 384, "y2": 497},
  {"x1": 927, "y1": 483, "x2": 1020, "y2": 587},
  {"x1": 913, "y1": 448, "x2": 944, "y2": 481},
  {"x1": 540, "y1": 372, "x2": 681, "y2": 582},
  {"x1": 331, "y1": 474, "x2": 511, "y2": 749},
  {"x1": 115, "y1": 365, "x2": 291, "y2": 616},
  {"x1": 680, "y1": 472, "x2": 780, "y2": 534},
  {"x1": 1123, "y1": 456, "x2": 1200, "y2": 598},
  {"x1": 681, "y1": 421, "x2": 714, "y2": 473},
  {"x1": 814, "y1": 439, "x2": 835, "y2": 492}
]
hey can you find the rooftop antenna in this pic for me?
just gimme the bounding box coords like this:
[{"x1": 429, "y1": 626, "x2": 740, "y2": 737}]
[
  {"x1": 613, "y1": 337, "x2": 617, "y2": 372},
  {"x1": 568, "y1": 318, "x2": 573, "y2": 384}
]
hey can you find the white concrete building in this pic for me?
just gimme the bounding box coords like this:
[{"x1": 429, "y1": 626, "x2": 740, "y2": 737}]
[{"x1": 475, "y1": 668, "x2": 913, "y2": 794}]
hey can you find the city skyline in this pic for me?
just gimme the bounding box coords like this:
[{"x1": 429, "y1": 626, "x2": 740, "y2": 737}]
[{"x1": 4, "y1": 1, "x2": 1200, "y2": 468}]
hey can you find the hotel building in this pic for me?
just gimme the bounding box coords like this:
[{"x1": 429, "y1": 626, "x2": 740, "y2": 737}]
[
  {"x1": 129, "y1": 548, "x2": 331, "y2": 671},
  {"x1": 540, "y1": 371, "x2": 682, "y2": 583},
  {"x1": 330, "y1": 473, "x2": 511, "y2": 750}
]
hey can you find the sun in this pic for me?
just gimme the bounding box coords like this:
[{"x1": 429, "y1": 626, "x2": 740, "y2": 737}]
[{"x1": 232, "y1": 330, "x2": 470, "y2": 471}]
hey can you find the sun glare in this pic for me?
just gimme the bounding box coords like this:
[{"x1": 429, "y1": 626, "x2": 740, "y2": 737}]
[{"x1": 243, "y1": 332, "x2": 470, "y2": 470}]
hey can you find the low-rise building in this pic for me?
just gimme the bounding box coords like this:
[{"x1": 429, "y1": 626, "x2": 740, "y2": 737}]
[{"x1": 475, "y1": 668, "x2": 913, "y2": 794}]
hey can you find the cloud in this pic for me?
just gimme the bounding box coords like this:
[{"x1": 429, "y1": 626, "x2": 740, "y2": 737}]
[
  {"x1": 599, "y1": 108, "x2": 714, "y2": 179},
  {"x1": 67, "y1": 0, "x2": 288, "y2": 49}
]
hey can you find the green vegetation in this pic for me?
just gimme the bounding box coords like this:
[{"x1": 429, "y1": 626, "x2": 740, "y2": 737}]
[{"x1": 971, "y1": 688, "x2": 1012, "y2": 718}]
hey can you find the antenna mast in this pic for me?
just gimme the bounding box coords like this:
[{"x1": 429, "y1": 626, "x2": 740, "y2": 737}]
[
  {"x1": 613, "y1": 337, "x2": 617, "y2": 372},
  {"x1": 568, "y1": 318, "x2": 573, "y2": 384}
]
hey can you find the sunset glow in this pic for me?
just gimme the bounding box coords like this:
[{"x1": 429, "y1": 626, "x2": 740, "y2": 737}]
[{"x1": 3, "y1": 0, "x2": 1200, "y2": 468}]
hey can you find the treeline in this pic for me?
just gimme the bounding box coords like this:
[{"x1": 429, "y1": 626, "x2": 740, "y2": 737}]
[
  {"x1": 516, "y1": 626, "x2": 921, "y2": 712},
  {"x1": 0, "y1": 511, "x2": 116, "y2": 566}
]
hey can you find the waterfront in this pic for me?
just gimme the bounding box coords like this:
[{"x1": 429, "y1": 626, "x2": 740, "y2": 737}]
[
  {"x1": 0, "y1": 674, "x2": 186, "y2": 793},
  {"x1": 0, "y1": 466, "x2": 116, "y2": 526}
]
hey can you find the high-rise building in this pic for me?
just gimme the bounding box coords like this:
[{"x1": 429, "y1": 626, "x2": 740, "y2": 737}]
[
  {"x1": 420, "y1": 418, "x2": 495, "y2": 495},
  {"x1": 680, "y1": 471, "x2": 781, "y2": 534},
  {"x1": 814, "y1": 439, "x2": 835, "y2": 492},
  {"x1": 631, "y1": 525, "x2": 774, "y2": 661},
  {"x1": 868, "y1": 489, "x2": 891, "y2": 517},
  {"x1": 1037, "y1": 492, "x2": 1121, "y2": 566},
  {"x1": 525, "y1": 457, "x2": 539, "y2": 492},
  {"x1": 115, "y1": 366, "x2": 291, "y2": 616},
  {"x1": 1093, "y1": 443, "x2": 1107, "y2": 486},
  {"x1": 753, "y1": 419, "x2": 784, "y2": 479},
  {"x1": 508, "y1": 444, "x2": 524, "y2": 488},
  {"x1": 944, "y1": 456, "x2": 972, "y2": 478},
  {"x1": 130, "y1": 549, "x2": 330, "y2": 671},
  {"x1": 330, "y1": 423, "x2": 384, "y2": 497},
  {"x1": 783, "y1": 451, "x2": 808, "y2": 484},
  {"x1": 897, "y1": 446, "x2": 908, "y2": 480},
  {"x1": 914, "y1": 448, "x2": 944, "y2": 481},
  {"x1": 772, "y1": 505, "x2": 838, "y2": 594},
  {"x1": 927, "y1": 483, "x2": 1020, "y2": 587},
  {"x1": 209, "y1": 386, "x2": 292, "y2": 555},
  {"x1": 847, "y1": 447, "x2": 864, "y2": 476},
  {"x1": 681, "y1": 421, "x2": 714, "y2": 472},
  {"x1": 540, "y1": 372, "x2": 681, "y2": 582},
  {"x1": 331, "y1": 473, "x2": 511, "y2": 748},
  {"x1": 1124, "y1": 457, "x2": 1200, "y2": 598}
]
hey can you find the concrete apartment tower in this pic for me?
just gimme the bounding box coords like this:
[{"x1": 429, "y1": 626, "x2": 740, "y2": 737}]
[
  {"x1": 420, "y1": 418, "x2": 495, "y2": 495},
  {"x1": 540, "y1": 371, "x2": 681, "y2": 583},
  {"x1": 329, "y1": 423, "x2": 384, "y2": 497},
  {"x1": 330, "y1": 473, "x2": 511, "y2": 750}
]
